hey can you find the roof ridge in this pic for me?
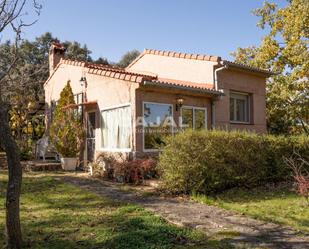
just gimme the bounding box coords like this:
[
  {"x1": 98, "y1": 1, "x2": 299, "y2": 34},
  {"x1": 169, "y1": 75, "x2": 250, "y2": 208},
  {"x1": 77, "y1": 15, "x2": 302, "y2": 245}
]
[{"x1": 144, "y1": 48, "x2": 221, "y2": 62}]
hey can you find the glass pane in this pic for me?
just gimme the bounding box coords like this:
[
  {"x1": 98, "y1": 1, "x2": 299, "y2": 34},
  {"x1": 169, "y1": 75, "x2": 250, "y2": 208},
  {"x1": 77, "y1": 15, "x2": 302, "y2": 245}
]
[
  {"x1": 181, "y1": 108, "x2": 193, "y2": 129},
  {"x1": 230, "y1": 98, "x2": 235, "y2": 121},
  {"x1": 236, "y1": 99, "x2": 246, "y2": 122},
  {"x1": 195, "y1": 109, "x2": 206, "y2": 129},
  {"x1": 87, "y1": 112, "x2": 96, "y2": 138},
  {"x1": 144, "y1": 103, "x2": 172, "y2": 150}
]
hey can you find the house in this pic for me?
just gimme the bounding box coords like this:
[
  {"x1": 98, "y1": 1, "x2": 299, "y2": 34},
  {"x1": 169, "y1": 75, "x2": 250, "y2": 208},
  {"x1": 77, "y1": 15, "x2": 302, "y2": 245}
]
[{"x1": 44, "y1": 43, "x2": 272, "y2": 162}]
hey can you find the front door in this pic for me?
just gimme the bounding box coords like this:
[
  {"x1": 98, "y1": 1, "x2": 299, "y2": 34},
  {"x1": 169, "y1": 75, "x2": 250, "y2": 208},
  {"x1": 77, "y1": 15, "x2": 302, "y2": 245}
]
[{"x1": 86, "y1": 112, "x2": 96, "y2": 162}]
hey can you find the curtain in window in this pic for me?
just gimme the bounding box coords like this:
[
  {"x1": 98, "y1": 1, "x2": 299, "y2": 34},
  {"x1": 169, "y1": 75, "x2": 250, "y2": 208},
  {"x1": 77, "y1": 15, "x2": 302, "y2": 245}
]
[{"x1": 101, "y1": 106, "x2": 131, "y2": 149}]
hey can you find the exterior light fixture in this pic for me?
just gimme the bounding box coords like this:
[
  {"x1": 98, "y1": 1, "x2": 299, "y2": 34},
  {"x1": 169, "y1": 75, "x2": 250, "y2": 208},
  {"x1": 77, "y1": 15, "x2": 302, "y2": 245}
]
[
  {"x1": 80, "y1": 77, "x2": 87, "y2": 87},
  {"x1": 176, "y1": 97, "x2": 184, "y2": 111}
]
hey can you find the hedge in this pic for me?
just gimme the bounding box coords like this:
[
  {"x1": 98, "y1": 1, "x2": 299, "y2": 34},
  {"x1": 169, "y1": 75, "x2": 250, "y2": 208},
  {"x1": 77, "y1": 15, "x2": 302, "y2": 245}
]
[{"x1": 158, "y1": 130, "x2": 309, "y2": 194}]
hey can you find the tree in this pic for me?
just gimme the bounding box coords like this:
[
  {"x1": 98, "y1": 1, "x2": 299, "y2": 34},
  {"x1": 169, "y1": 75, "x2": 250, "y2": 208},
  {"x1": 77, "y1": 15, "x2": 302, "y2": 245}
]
[
  {"x1": 232, "y1": 0, "x2": 309, "y2": 134},
  {"x1": 49, "y1": 81, "x2": 84, "y2": 158},
  {"x1": 0, "y1": 1, "x2": 41, "y2": 248},
  {"x1": 0, "y1": 32, "x2": 101, "y2": 146},
  {"x1": 94, "y1": 56, "x2": 110, "y2": 65},
  {"x1": 117, "y1": 49, "x2": 140, "y2": 68}
]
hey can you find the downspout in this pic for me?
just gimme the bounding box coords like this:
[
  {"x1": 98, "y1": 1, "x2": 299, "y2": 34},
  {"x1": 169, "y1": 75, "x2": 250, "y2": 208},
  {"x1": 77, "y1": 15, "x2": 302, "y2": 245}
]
[
  {"x1": 212, "y1": 62, "x2": 228, "y2": 129},
  {"x1": 214, "y1": 62, "x2": 228, "y2": 91}
]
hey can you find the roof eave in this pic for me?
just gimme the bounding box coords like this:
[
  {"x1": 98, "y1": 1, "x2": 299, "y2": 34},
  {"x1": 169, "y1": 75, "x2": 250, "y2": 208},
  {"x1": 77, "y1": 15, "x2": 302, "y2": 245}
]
[
  {"x1": 143, "y1": 80, "x2": 224, "y2": 96},
  {"x1": 222, "y1": 60, "x2": 275, "y2": 77}
]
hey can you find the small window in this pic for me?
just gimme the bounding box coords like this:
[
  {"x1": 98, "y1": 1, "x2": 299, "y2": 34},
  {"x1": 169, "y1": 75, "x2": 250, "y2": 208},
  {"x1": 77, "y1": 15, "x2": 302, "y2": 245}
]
[
  {"x1": 181, "y1": 107, "x2": 207, "y2": 129},
  {"x1": 230, "y1": 92, "x2": 250, "y2": 123},
  {"x1": 143, "y1": 102, "x2": 173, "y2": 150}
]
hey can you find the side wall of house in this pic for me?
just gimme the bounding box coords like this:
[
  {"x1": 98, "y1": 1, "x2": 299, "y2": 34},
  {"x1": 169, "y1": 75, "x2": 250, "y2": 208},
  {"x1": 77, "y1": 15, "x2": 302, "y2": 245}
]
[
  {"x1": 44, "y1": 64, "x2": 84, "y2": 129},
  {"x1": 84, "y1": 73, "x2": 139, "y2": 158},
  {"x1": 215, "y1": 69, "x2": 267, "y2": 133},
  {"x1": 128, "y1": 53, "x2": 217, "y2": 84},
  {"x1": 44, "y1": 64, "x2": 139, "y2": 161}
]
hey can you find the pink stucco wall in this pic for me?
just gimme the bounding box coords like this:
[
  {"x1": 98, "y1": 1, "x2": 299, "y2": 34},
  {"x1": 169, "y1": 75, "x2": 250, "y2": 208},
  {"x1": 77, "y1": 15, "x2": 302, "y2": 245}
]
[
  {"x1": 128, "y1": 53, "x2": 217, "y2": 84},
  {"x1": 44, "y1": 63, "x2": 140, "y2": 158},
  {"x1": 214, "y1": 68, "x2": 267, "y2": 133}
]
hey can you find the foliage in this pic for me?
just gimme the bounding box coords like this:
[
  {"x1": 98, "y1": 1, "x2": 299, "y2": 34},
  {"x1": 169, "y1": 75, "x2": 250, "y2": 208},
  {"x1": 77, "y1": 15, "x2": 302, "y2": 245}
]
[
  {"x1": 231, "y1": 0, "x2": 309, "y2": 135},
  {"x1": 158, "y1": 130, "x2": 309, "y2": 194},
  {"x1": 17, "y1": 138, "x2": 33, "y2": 161},
  {"x1": 285, "y1": 153, "x2": 309, "y2": 205},
  {"x1": 192, "y1": 184, "x2": 309, "y2": 233},
  {"x1": 117, "y1": 49, "x2": 140, "y2": 68},
  {"x1": 113, "y1": 158, "x2": 157, "y2": 184},
  {"x1": 0, "y1": 32, "x2": 102, "y2": 145},
  {"x1": 91, "y1": 153, "x2": 157, "y2": 184},
  {"x1": 49, "y1": 81, "x2": 84, "y2": 157},
  {"x1": 0, "y1": 171, "x2": 233, "y2": 249}
]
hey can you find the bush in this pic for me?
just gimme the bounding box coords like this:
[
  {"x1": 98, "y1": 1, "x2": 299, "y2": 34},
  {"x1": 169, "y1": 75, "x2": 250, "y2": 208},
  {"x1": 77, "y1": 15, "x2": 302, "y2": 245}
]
[
  {"x1": 114, "y1": 158, "x2": 157, "y2": 184},
  {"x1": 158, "y1": 130, "x2": 309, "y2": 194},
  {"x1": 90, "y1": 152, "x2": 157, "y2": 184}
]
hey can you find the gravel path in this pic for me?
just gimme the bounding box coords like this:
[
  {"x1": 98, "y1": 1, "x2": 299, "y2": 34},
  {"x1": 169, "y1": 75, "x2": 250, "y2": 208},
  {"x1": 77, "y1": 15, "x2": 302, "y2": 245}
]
[{"x1": 60, "y1": 174, "x2": 309, "y2": 249}]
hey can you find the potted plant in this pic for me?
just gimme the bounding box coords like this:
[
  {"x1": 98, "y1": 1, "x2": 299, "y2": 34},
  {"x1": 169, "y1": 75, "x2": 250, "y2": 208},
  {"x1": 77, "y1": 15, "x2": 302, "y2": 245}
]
[{"x1": 49, "y1": 81, "x2": 84, "y2": 171}]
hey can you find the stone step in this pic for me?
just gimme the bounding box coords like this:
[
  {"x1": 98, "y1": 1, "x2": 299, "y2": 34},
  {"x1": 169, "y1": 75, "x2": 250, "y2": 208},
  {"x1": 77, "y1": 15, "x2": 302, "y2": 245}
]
[{"x1": 22, "y1": 160, "x2": 62, "y2": 172}]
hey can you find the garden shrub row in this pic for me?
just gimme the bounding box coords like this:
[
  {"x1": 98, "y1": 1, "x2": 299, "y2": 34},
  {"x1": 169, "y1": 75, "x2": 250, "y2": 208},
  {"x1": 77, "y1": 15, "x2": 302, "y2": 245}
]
[{"x1": 158, "y1": 130, "x2": 309, "y2": 194}]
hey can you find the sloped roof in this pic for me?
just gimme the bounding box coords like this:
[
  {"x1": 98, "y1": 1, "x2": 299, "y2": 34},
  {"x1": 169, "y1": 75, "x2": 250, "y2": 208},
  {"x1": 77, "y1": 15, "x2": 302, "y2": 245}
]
[
  {"x1": 45, "y1": 57, "x2": 220, "y2": 95},
  {"x1": 222, "y1": 60, "x2": 273, "y2": 76},
  {"x1": 144, "y1": 79, "x2": 223, "y2": 95},
  {"x1": 44, "y1": 58, "x2": 157, "y2": 85},
  {"x1": 128, "y1": 48, "x2": 273, "y2": 76}
]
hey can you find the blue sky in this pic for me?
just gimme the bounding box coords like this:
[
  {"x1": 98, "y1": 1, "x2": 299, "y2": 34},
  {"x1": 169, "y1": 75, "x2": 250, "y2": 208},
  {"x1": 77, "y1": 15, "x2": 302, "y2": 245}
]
[{"x1": 3, "y1": 0, "x2": 286, "y2": 62}]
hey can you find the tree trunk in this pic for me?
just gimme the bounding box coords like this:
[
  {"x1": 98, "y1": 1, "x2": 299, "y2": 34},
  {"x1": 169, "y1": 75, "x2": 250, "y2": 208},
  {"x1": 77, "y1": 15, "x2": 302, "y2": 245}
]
[{"x1": 0, "y1": 104, "x2": 23, "y2": 249}]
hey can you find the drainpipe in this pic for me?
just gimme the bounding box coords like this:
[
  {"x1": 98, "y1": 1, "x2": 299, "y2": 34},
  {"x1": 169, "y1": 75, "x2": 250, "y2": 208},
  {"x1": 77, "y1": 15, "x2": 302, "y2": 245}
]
[
  {"x1": 214, "y1": 63, "x2": 228, "y2": 91},
  {"x1": 212, "y1": 62, "x2": 228, "y2": 129}
]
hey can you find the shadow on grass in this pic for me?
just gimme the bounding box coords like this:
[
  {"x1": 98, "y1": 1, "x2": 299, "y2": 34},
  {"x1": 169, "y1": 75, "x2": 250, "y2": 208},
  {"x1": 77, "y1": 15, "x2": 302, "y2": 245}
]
[{"x1": 0, "y1": 171, "x2": 234, "y2": 249}]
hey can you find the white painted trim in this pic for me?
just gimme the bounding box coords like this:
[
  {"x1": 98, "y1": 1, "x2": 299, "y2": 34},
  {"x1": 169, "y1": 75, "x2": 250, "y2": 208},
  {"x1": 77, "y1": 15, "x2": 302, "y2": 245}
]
[
  {"x1": 101, "y1": 103, "x2": 131, "y2": 111},
  {"x1": 180, "y1": 105, "x2": 208, "y2": 130},
  {"x1": 142, "y1": 101, "x2": 174, "y2": 152},
  {"x1": 97, "y1": 148, "x2": 132, "y2": 153}
]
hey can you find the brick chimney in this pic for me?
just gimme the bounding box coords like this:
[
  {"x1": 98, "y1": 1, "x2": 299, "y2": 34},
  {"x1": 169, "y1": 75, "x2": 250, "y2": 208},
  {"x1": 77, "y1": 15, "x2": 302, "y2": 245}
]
[{"x1": 49, "y1": 42, "x2": 66, "y2": 75}]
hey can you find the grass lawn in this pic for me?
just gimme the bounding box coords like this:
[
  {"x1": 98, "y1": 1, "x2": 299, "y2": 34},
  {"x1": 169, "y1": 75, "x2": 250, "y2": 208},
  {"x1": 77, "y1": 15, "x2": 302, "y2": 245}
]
[
  {"x1": 0, "y1": 171, "x2": 235, "y2": 249},
  {"x1": 192, "y1": 185, "x2": 309, "y2": 234}
]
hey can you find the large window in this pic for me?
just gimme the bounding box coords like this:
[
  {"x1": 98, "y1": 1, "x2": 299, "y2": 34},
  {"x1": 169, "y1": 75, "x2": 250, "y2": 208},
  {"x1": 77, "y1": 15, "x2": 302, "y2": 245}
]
[
  {"x1": 230, "y1": 92, "x2": 250, "y2": 123},
  {"x1": 101, "y1": 105, "x2": 131, "y2": 150},
  {"x1": 181, "y1": 107, "x2": 207, "y2": 129},
  {"x1": 143, "y1": 102, "x2": 173, "y2": 151}
]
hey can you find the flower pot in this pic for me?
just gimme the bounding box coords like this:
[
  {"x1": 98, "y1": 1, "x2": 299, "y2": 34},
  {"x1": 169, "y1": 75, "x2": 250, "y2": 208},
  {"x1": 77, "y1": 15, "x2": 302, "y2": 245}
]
[{"x1": 60, "y1": 157, "x2": 77, "y2": 171}]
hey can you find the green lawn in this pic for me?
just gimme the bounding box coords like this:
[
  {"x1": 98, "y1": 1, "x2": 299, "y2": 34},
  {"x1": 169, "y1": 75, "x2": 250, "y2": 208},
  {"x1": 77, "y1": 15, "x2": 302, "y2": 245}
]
[
  {"x1": 192, "y1": 186, "x2": 309, "y2": 234},
  {"x1": 0, "y1": 171, "x2": 234, "y2": 249}
]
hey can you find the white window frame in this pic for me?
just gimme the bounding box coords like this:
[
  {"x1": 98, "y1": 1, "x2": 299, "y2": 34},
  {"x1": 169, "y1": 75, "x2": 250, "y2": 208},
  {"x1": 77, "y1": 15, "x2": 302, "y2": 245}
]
[
  {"x1": 180, "y1": 106, "x2": 208, "y2": 130},
  {"x1": 230, "y1": 91, "x2": 250, "y2": 124},
  {"x1": 143, "y1": 101, "x2": 174, "y2": 152},
  {"x1": 99, "y1": 103, "x2": 132, "y2": 152}
]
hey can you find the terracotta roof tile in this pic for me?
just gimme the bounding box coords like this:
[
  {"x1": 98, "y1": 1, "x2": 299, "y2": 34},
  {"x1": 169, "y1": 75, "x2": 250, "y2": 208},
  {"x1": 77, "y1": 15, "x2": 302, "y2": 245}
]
[
  {"x1": 157, "y1": 78, "x2": 214, "y2": 90},
  {"x1": 144, "y1": 79, "x2": 223, "y2": 95},
  {"x1": 222, "y1": 60, "x2": 274, "y2": 76},
  {"x1": 138, "y1": 48, "x2": 221, "y2": 63}
]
